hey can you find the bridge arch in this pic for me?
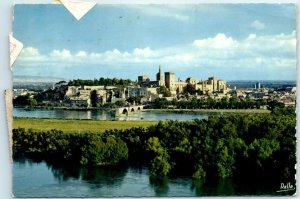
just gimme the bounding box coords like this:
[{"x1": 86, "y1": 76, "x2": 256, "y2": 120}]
[
  {"x1": 122, "y1": 108, "x2": 128, "y2": 114},
  {"x1": 115, "y1": 105, "x2": 144, "y2": 115}
]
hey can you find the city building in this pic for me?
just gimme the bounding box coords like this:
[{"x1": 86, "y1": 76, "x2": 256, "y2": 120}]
[
  {"x1": 195, "y1": 77, "x2": 227, "y2": 93},
  {"x1": 163, "y1": 72, "x2": 187, "y2": 93},
  {"x1": 255, "y1": 82, "x2": 261, "y2": 89},
  {"x1": 138, "y1": 75, "x2": 150, "y2": 84},
  {"x1": 128, "y1": 87, "x2": 147, "y2": 97},
  {"x1": 164, "y1": 72, "x2": 175, "y2": 90},
  {"x1": 128, "y1": 87, "x2": 158, "y2": 97},
  {"x1": 69, "y1": 97, "x2": 91, "y2": 107},
  {"x1": 139, "y1": 67, "x2": 166, "y2": 88},
  {"x1": 96, "y1": 89, "x2": 107, "y2": 105}
]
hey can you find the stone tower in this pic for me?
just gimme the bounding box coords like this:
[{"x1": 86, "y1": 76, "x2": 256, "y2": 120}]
[
  {"x1": 165, "y1": 72, "x2": 175, "y2": 90},
  {"x1": 156, "y1": 65, "x2": 165, "y2": 86}
]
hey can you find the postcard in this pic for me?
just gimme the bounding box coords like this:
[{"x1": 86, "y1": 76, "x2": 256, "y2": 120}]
[{"x1": 12, "y1": 3, "x2": 296, "y2": 197}]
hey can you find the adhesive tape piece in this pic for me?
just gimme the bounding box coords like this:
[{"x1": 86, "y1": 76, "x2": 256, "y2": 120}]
[
  {"x1": 59, "y1": 0, "x2": 96, "y2": 20},
  {"x1": 52, "y1": 0, "x2": 62, "y2": 4},
  {"x1": 9, "y1": 34, "x2": 23, "y2": 70}
]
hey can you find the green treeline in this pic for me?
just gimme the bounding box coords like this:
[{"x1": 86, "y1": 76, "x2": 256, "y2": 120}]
[
  {"x1": 68, "y1": 78, "x2": 134, "y2": 87},
  {"x1": 13, "y1": 108, "x2": 295, "y2": 182},
  {"x1": 13, "y1": 131, "x2": 128, "y2": 167},
  {"x1": 151, "y1": 97, "x2": 284, "y2": 111}
]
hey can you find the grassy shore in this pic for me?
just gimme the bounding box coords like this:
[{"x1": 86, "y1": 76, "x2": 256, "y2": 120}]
[
  {"x1": 13, "y1": 117, "x2": 157, "y2": 133},
  {"x1": 143, "y1": 108, "x2": 271, "y2": 114},
  {"x1": 13, "y1": 109, "x2": 270, "y2": 133}
]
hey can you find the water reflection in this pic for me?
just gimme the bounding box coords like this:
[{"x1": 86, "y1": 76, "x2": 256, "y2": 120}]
[
  {"x1": 191, "y1": 178, "x2": 235, "y2": 196},
  {"x1": 45, "y1": 161, "x2": 128, "y2": 187},
  {"x1": 13, "y1": 157, "x2": 282, "y2": 197},
  {"x1": 48, "y1": 163, "x2": 81, "y2": 182},
  {"x1": 13, "y1": 108, "x2": 208, "y2": 121},
  {"x1": 81, "y1": 167, "x2": 127, "y2": 187},
  {"x1": 149, "y1": 176, "x2": 169, "y2": 196}
]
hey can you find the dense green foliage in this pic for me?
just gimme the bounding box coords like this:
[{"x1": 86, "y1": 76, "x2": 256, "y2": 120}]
[
  {"x1": 68, "y1": 78, "x2": 134, "y2": 87},
  {"x1": 126, "y1": 96, "x2": 142, "y2": 105},
  {"x1": 157, "y1": 86, "x2": 171, "y2": 97},
  {"x1": 13, "y1": 94, "x2": 38, "y2": 107},
  {"x1": 13, "y1": 108, "x2": 295, "y2": 183},
  {"x1": 183, "y1": 83, "x2": 198, "y2": 95},
  {"x1": 13, "y1": 130, "x2": 128, "y2": 167},
  {"x1": 151, "y1": 96, "x2": 283, "y2": 111},
  {"x1": 100, "y1": 107, "x2": 296, "y2": 182}
]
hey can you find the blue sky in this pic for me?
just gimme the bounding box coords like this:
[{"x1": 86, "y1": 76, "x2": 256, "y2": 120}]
[{"x1": 13, "y1": 4, "x2": 296, "y2": 81}]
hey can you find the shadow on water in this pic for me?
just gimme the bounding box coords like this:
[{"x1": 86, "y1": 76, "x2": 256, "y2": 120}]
[
  {"x1": 14, "y1": 156, "x2": 127, "y2": 189},
  {"x1": 80, "y1": 167, "x2": 127, "y2": 188},
  {"x1": 49, "y1": 164, "x2": 128, "y2": 190},
  {"x1": 191, "y1": 178, "x2": 236, "y2": 196},
  {"x1": 149, "y1": 176, "x2": 170, "y2": 196},
  {"x1": 190, "y1": 177, "x2": 290, "y2": 196}
]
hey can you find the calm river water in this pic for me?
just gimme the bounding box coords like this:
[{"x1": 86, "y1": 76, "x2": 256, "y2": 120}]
[
  {"x1": 13, "y1": 158, "x2": 279, "y2": 197},
  {"x1": 13, "y1": 107, "x2": 208, "y2": 121}
]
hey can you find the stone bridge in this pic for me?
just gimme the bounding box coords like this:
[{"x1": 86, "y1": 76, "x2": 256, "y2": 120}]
[{"x1": 115, "y1": 105, "x2": 144, "y2": 115}]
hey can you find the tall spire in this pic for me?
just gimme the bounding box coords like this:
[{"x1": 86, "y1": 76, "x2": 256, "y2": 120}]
[{"x1": 156, "y1": 65, "x2": 164, "y2": 82}]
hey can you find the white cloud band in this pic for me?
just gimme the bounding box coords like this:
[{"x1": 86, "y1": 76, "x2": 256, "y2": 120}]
[{"x1": 17, "y1": 31, "x2": 296, "y2": 73}]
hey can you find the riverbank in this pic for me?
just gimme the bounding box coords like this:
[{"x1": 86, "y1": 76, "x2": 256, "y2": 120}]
[
  {"x1": 14, "y1": 106, "x2": 112, "y2": 111},
  {"x1": 13, "y1": 117, "x2": 157, "y2": 133},
  {"x1": 143, "y1": 108, "x2": 271, "y2": 114},
  {"x1": 14, "y1": 106, "x2": 271, "y2": 115}
]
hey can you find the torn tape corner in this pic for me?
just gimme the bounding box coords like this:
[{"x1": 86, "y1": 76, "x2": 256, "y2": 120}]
[
  {"x1": 59, "y1": 0, "x2": 96, "y2": 20},
  {"x1": 52, "y1": 0, "x2": 62, "y2": 4},
  {"x1": 9, "y1": 33, "x2": 23, "y2": 70}
]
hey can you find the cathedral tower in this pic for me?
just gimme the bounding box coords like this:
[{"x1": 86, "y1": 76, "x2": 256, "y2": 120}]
[{"x1": 156, "y1": 65, "x2": 165, "y2": 86}]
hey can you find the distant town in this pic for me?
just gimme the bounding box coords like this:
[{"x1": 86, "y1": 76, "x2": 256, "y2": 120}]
[{"x1": 13, "y1": 66, "x2": 296, "y2": 110}]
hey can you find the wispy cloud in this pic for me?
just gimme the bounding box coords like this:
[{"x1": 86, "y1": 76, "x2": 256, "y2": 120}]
[
  {"x1": 127, "y1": 5, "x2": 190, "y2": 21},
  {"x1": 251, "y1": 20, "x2": 266, "y2": 30}
]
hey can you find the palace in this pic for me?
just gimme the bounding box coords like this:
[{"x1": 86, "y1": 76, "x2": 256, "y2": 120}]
[{"x1": 138, "y1": 66, "x2": 227, "y2": 94}]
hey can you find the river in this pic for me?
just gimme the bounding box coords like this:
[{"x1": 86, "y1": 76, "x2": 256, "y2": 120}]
[
  {"x1": 13, "y1": 107, "x2": 209, "y2": 121},
  {"x1": 13, "y1": 158, "x2": 279, "y2": 197}
]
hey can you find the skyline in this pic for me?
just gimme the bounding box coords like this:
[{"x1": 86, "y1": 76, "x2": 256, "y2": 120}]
[{"x1": 13, "y1": 4, "x2": 297, "y2": 81}]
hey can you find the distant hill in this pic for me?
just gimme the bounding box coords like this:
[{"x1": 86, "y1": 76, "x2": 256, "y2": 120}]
[
  {"x1": 13, "y1": 76, "x2": 66, "y2": 91},
  {"x1": 14, "y1": 75, "x2": 65, "y2": 83}
]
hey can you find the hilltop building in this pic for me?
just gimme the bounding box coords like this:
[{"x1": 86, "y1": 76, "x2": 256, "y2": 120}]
[
  {"x1": 138, "y1": 66, "x2": 227, "y2": 94},
  {"x1": 194, "y1": 77, "x2": 227, "y2": 93},
  {"x1": 164, "y1": 72, "x2": 188, "y2": 93},
  {"x1": 62, "y1": 66, "x2": 228, "y2": 107},
  {"x1": 138, "y1": 66, "x2": 166, "y2": 88}
]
